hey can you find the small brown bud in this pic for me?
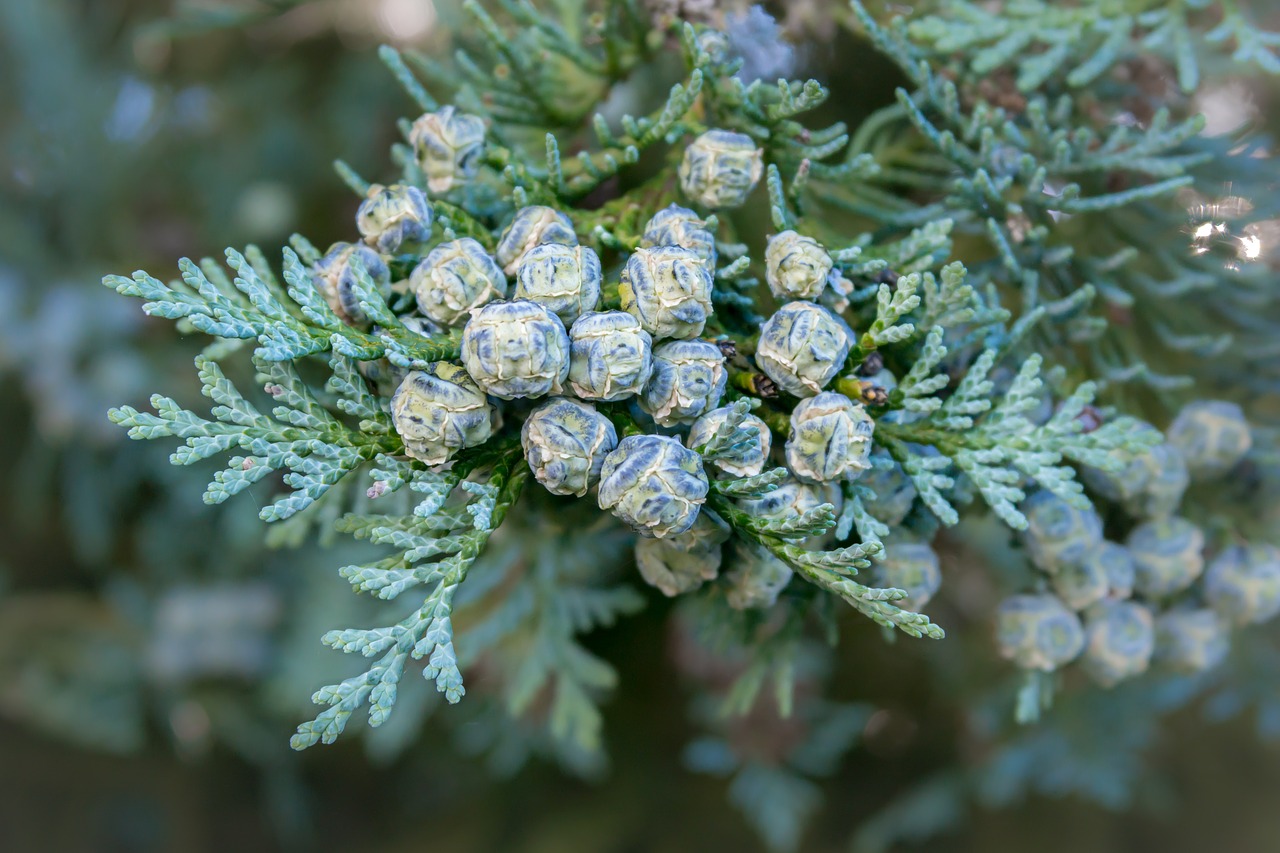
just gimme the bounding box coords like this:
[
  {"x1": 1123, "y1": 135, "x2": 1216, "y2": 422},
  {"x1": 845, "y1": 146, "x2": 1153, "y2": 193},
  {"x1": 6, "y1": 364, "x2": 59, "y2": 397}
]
[
  {"x1": 860, "y1": 383, "x2": 889, "y2": 407},
  {"x1": 749, "y1": 373, "x2": 778, "y2": 398}
]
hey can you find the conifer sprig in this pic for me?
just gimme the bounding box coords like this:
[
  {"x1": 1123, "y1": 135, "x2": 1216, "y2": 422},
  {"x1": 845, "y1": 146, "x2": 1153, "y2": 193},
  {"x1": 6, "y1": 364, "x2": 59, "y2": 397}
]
[
  {"x1": 104, "y1": 248, "x2": 461, "y2": 366},
  {"x1": 907, "y1": 0, "x2": 1280, "y2": 94},
  {"x1": 108, "y1": 352, "x2": 400, "y2": 522},
  {"x1": 291, "y1": 442, "x2": 526, "y2": 749}
]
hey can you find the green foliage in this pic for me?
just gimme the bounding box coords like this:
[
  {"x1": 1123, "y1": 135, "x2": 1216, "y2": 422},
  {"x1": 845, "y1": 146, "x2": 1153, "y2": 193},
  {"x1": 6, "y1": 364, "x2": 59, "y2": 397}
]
[
  {"x1": 292, "y1": 444, "x2": 526, "y2": 747},
  {"x1": 907, "y1": 0, "x2": 1280, "y2": 94},
  {"x1": 454, "y1": 510, "x2": 644, "y2": 772},
  {"x1": 46, "y1": 0, "x2": 1280, "y2": 849},
  {"x1": 109, "y1": 350, "x2": 399, "y2": 523},
  {"x1": 680, "y1": 594, "x2": 877, "y2": 851},
  {"x1": 839, "y1": 0, "x2": 1280, "y2": 394},
  {"x1": 880, "y1": 330, "x2": 1159, "y2": 528},
  {"x1": 103, "y1": 247, "x2": 462, "y2": 367}
]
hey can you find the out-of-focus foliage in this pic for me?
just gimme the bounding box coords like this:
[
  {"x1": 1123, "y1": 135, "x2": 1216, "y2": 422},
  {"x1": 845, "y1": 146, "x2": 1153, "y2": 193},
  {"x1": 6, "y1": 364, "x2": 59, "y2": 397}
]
[{"x1": 0, "y1": 0, "x2": 454, "y2": 836}]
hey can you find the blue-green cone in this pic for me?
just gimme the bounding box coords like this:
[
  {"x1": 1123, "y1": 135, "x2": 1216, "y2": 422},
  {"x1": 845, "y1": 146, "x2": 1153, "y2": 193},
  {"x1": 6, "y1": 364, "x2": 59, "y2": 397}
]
[
  {"x1": 685, "y1": 406, "x2": 772, "y2": 478},
  {"x1": 785, "y1": 392, "x2": 875, "y2": 483},
  {"x1": 859, "y1": 451, "x2": 918, "y2": 527},
  {"x1": 411, "y1": 237, "x2": 507, "y2": 327},
  {"x1": 639, "y1": 340, "x2": 727, "y2": 427},
  {"x1": 1082, "y1": 424, "x2": 1188, "y2": 518},
  {"x1": 1050, "y1": 551, "x2": 1110, "y2": 611},
  {"x1": 513, "y1": 243, "x2": 602, "y2": 327},
  {"x1": 737, "y1": 478, "x2": 843, "y2": 533},
  {"x1": 1166, "y1": 400, "x2": 1252, "y2": 480},
  {"x1": 520, "y1": 397, "x2": 618, "y2": 497},
  {"x1": 765, "y1": 229, "x2": 833, "y2": 301},
  {"x1": 409, "y1": 106, "x2": 486, "y2": 194},
  {"x1": 598, "y1": 435, "x2": 709, "y2": 538},
  {"x1": 879, "y1": 542, "x2": 942, "y2": 609},
  {"x1": 641, "y1": 204, "x2": 717, "y2": 271},
  {"x1": 390, "y1": 363, "x2": 496, "y2": 466},
  {"x1": 1083, "y1": 540, "x2": 1137, "y2": 600},
  {"x1": 634, "y1": 510, "x2": 729, "y2": 597},
  {"x1": 1020, "y1": 490, "x2": 1104, "y2": 574},
  {"x1": 494, "y1": 205, "x2": 578, "y2": 275},
  {"x1": 356, "y1": 183, "x2": 432, "y2": 254},
  {"x1": 313, "y1": 242, "x2": 391, "y2": 327},
  {"x1": 678, "y1": 129, "x2": 764, "y2": 210},
  {"x1": 724, "y1": 541, "x2": 793, "y2": 610},
  {"x1": 566, "y1": 311, "x2": 654, "y2": 402},
  {"x1": 1127, "y1": 516, "x2": 1204, "y2": 599},
  {"x1": 755, "y1": 301, "x2": 853, "y2": 398},
  {"x1": 995, "y1": 594, "x2": 1086, "y2": 671},
  {"x1": 1204, "y1": 544, "x2": 1280, "y2": 626},
  {"x1": 619, "y1": 246, "x2": 714, "y2": 341},
  {"x1": 1082, "y1": 600, "x2": 1155, "y2": 687},
  {"x1": 460, "y1": 300, "x2": 570, "y2": 400},
  {"x1": 1155, "y1": 608, "x2": 1229, "y2": 674}
]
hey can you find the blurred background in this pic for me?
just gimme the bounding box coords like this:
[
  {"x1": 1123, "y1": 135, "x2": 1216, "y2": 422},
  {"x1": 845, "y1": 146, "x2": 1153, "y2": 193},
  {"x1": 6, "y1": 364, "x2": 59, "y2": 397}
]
[{"x1": 3, "y1": 1, "x2": 1280, "y2": 851}]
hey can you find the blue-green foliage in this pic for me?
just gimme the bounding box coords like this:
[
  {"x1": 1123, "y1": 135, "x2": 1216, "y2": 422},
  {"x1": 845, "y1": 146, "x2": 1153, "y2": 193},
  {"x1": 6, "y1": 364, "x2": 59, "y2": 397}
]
[
  {"x1": 77, "y1": 0, "x2": 1280, "y2": 849},
  {"x1": 290, "y1": 447, "x2": 523, "y2": 747},
  {"x1": 908, "y1": 0, "x2": 1280, "y2": 93}
]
